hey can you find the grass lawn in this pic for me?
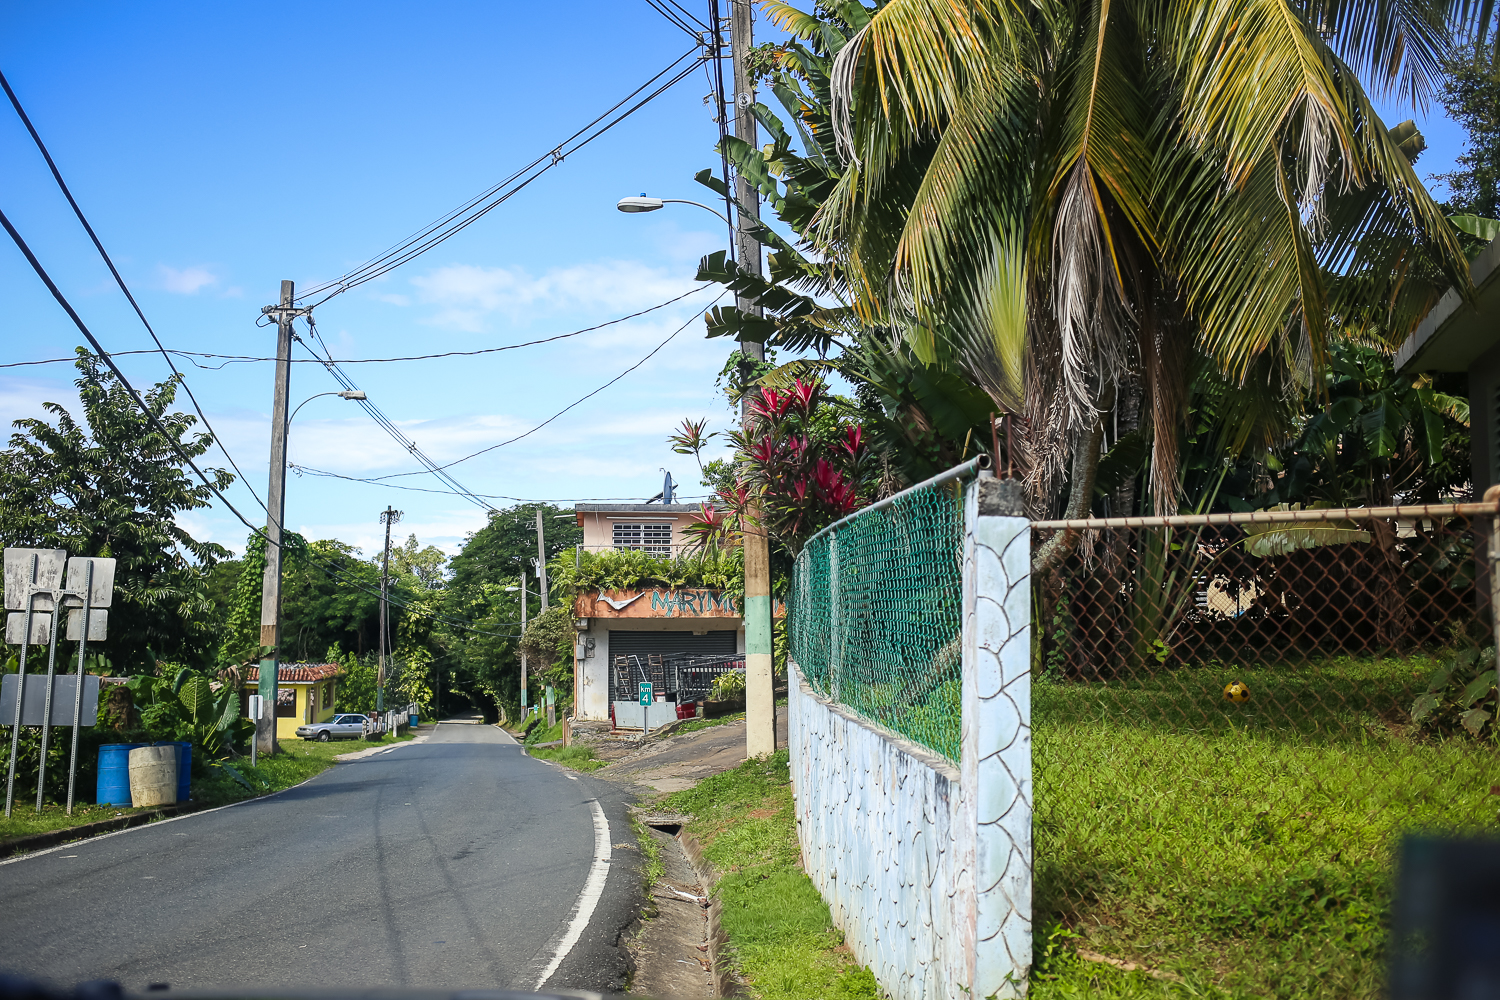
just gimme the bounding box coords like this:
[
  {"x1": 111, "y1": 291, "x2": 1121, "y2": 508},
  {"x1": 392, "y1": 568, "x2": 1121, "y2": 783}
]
[
  {"x1": 0, "y1": 731, "x2": 414, "y2": 844},
  {"x1": 517, "y1": 716, "x2": 609, "y2": 771},
  {"x1": 660, "y1": 752, "x2": 878, "y2": 1000},
  {"x1": 1034, "y1": 653, "x2": 1498, "y2": 998}
]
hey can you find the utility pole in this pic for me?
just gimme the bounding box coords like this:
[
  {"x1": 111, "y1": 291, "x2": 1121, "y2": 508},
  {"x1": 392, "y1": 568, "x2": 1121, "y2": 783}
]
[
  {"x1": 257, "y1": 280, "x2": 309, "y2": 755},
  {"x1": 378, "y1": 507, "x2": 402, "y2": 716},
  {"x1": 534, "y1": 509, "x2": 549, "y2": 613},
  {"x1": 730, "y1": 0, "x2": 776, "y2": 757},
  {"x1": 518, "y1": 566, "x2": 529, "y2": 717}
]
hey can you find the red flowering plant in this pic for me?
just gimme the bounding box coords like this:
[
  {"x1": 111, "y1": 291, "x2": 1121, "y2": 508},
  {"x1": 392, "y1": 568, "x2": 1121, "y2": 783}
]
[{"x1": 686, "y1": 379, "x2": 873, "y2": 554}]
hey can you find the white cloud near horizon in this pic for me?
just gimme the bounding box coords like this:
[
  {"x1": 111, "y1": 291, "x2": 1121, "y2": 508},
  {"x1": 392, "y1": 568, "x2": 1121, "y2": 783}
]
[
  {"x1": 409, "y1": 260, "x2": 696, "y2": 332},
  {"x1": 157, "y1": 264, "x2": 219, "y2": 295}
]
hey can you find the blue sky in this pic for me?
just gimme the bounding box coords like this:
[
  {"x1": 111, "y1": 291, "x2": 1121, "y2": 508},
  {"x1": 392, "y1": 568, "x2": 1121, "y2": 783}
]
[{"x1": 0, "y1": 1, "x2": 1474, "y2": 561}]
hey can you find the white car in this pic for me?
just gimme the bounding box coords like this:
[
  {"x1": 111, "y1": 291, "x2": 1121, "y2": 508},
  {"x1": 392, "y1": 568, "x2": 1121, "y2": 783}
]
[{"x1": 295, "y1": 714, "x2": 369, "y2": 741}]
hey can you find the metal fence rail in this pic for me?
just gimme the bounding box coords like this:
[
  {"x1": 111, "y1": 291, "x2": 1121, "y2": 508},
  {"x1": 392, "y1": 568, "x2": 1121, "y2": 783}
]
[
  {"x1": 788, "y1": 458, "x2": 984, "y2": 762},
  {"x1": 1032, "y1": 502, "x2": 1500, "y2": 996}
]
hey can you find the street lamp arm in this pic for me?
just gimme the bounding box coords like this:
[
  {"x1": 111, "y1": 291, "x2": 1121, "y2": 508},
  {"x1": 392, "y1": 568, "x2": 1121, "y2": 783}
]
[
  {"x1": 287, "y1": 392, "x2": 341, "y2": 426},
  {"x1": 660, "y1": 199, "x2": 732, "y2": 226},
  {"x1": 288, "y1": 389, "x2": 367, "y2": 426},
  {"x1": 616, "y1": 195, "x2": 731, "y2": 227}
]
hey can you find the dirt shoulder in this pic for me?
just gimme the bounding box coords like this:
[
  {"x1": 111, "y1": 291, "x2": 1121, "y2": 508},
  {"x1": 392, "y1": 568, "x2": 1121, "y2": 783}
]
[{"x1": 576, "y1": 706, "x2": 786, "y2": 794}]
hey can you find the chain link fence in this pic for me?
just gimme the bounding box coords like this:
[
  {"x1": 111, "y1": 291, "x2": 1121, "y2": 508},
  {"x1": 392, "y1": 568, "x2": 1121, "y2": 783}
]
[
  {"x1": 1032, "y1": 503, "x2": 1499, "y2": 997},
  {"x1": 790, "y1": 471, "x2": 971, "y2": 763}
]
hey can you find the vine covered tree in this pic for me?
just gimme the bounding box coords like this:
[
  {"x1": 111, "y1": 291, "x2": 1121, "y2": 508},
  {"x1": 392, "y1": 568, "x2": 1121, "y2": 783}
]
[{"x1": 0, "y1": 350, "x2": 232, "y2": 671}]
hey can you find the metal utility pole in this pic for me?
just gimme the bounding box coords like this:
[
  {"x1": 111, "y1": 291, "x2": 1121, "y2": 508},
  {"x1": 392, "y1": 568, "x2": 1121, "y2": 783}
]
[
  {"x1": 730, "y1": 0, "x2": 776, "y2": 757},
  {"x1": 534, "y1": 509, "x2": 549, "y2": 613},
  {"x1": 378, "y1": 507, "x2": 402, "y2": 715},
  {"x1": 257, "y1": 280, "x2": 309, "y2": 755}
]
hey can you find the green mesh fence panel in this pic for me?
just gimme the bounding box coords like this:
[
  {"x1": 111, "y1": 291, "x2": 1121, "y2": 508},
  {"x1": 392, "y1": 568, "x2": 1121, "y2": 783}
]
[{"x1": 789, "y1": 481, "x2": 965, "y2": 762}]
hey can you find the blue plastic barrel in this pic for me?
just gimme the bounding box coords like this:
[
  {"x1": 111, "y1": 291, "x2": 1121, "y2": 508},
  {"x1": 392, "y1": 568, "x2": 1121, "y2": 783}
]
[
  {"x1": 155, "y1": 741, "x2": 192, "y2": 802},
  {"x1": 96, "y1": 743, "x2": 146, "y2": 806},
  {"x1": 409, "y1": 713, "x2": 419, "y2": 728}
]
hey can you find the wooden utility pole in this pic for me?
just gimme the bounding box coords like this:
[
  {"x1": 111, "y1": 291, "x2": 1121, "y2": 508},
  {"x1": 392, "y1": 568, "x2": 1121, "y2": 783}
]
[
  {"x1": 378, "y1": 507, "x2": 402, "y2": 715},
  {"x1": 730, "y1": 0, "x2": 776, "y2": 757},
  {"x1": 256, "y1": 280, "x2": 306, "y2": 755}
]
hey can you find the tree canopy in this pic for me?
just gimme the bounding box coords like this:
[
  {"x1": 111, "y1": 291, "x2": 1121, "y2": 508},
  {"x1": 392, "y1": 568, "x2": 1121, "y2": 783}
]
[{"x1": 0, "y1": 351, "x2": 231, "y2": 671}]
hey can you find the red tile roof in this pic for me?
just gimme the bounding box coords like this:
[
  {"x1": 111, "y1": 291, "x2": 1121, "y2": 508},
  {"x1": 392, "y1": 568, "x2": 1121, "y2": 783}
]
[{"x1": 242, "y1": 662, "x2": 341, "y2": 683}]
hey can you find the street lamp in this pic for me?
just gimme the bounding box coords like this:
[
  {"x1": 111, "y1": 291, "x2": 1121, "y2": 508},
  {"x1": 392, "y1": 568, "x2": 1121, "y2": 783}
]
[
  {"x1": 616, "y1": 193, "x2": 731, "y2": 226},
  {"x1": 618, "y1": 185, "x2": 775, "y2": 756},
  {"x1": 288, "y1": 389, "x2": 366, "y2": 425}
]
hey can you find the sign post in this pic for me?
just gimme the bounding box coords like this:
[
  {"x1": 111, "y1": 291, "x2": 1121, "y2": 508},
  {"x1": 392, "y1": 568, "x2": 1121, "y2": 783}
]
[
  {"x1": 247, "y1": 695, "x2": 263, "y2": 768},
  {"x1": 3, "y1": 548, "x2": 114, "y2": 816},
  {"x1": 64, "y1": 556, "x2": 113, "y2": 815},
  {"x1": 639, "y1": 681, "x2": 653, "y2": 738}
]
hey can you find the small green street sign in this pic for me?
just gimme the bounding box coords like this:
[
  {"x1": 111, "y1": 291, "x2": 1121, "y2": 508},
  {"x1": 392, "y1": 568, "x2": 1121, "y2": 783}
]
[{"x1": 638, "y1": 682, "x2": 653, "y2": 707}]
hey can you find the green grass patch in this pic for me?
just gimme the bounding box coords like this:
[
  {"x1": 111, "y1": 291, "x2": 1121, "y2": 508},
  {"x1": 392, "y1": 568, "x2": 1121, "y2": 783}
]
[
  {"x1": 671, "y1": 711, "x2": 745, "y2": 735},
  {"x1": 660, "y1": 751, "x2": 877, "y2": 1000},
  {"x1": 0, "y1": 732, "x2": 413, "y2": 844},
  {"x1": 529, "y1": 743, "x2": 607, "y2": 771},
  {"x1": 633, "y1": 816, "x2": 666, "y2": 887},
  {"x1": 1035, "y1": 654, "x2": 1498, "y2": 998}
]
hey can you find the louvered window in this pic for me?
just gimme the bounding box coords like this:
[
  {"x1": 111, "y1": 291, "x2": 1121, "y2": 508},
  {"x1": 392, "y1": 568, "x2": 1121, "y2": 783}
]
[{"x1": 613, "y1": 522, "x2": 672, "y2": 553}]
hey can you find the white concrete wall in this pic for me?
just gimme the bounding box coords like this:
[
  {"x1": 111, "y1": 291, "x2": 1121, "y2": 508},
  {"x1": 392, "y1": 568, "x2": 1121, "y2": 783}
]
[
  {"x1": 787, "y1": 477, "x2": 1031, "y2": 999},
  {"x1": 789, "y1": 666, "x2": 970, "y2": 999}
]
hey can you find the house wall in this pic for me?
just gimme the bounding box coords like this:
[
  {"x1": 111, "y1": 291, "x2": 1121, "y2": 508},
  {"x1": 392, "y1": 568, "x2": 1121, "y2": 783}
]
[
  {"x1": 577, "y1": 615, "x2": 746, "y2": 722},
  {"x1": 578, "y1": 511, "x2": 692, "y2": 550},
  {"x1": 243, "y1": 682, "x2": 334, "y2": 739},
  {"x1": 1469, "y1": 342, "x2": 1500, "y2": 497}
]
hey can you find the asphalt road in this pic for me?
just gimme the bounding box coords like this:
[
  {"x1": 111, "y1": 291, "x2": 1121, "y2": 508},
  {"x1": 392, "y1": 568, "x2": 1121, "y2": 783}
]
[{"x1": 0, "y1": 722, "x2": 640, "y2": 995}]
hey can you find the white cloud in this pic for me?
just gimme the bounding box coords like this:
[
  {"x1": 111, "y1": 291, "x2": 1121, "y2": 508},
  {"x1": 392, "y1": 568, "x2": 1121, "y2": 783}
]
[
  {"x1": 409, "y1": 260, "x2": 696, "y2": 332},
  {"x1": 158, "y1": 265, "x2": 218, "y2": 295}
]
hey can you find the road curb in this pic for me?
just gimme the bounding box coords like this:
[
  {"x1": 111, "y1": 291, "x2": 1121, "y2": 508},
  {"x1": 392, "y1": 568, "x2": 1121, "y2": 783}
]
[{"x1": 678, "y1": 826, "x2": 736, "y2": 997}]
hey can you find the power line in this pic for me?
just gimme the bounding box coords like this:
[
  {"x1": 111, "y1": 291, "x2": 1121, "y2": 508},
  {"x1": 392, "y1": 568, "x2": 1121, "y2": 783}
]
[
  {"x1": 365, "y1": 290, "x2": 728, "y2": 481},
  {"x1": 0, "y1": 67, "x2": 270, "y2": 518},
  {"x1": 645, "y1": 0, "x2": 706, "y2": 38},
  {"x1": 0, "y1": 284, "x2": 715, "y2": 370},
  {"x1": 0, "y1": 204, "x2": 516, "y2": 640},
  {"x1": 288, "y1": 462, "x2": 714, "y2": 503},
  {"x1": 293, "y1": 321, "x2": 503, "y2": 514},
  {"x1": 295, "y1": 46, "x2": 706, "y2": 305},
  {"x1": 662, "y1": 0, "x2": 711, "y2": 30}
]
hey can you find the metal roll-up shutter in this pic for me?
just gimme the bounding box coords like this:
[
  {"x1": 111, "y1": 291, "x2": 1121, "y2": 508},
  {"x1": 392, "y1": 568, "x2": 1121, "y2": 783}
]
[
  {"x1": 607, "y1": 629, "x2": 737, "y2": 660},
  {"x1": 607, "y1": 630, "x2": 738, "y2": 699}
]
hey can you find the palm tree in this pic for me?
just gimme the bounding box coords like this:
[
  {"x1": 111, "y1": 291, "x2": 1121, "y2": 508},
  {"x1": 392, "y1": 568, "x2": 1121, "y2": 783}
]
[{"x1": 775, "y1": 0, "x2": 1476, "y2": 534}]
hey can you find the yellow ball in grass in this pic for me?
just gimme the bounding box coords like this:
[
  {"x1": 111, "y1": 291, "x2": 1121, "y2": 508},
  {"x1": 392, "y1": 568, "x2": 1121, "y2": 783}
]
[{"x1": 1223, "y1": 680, "x2": 1251, "y2": 703}]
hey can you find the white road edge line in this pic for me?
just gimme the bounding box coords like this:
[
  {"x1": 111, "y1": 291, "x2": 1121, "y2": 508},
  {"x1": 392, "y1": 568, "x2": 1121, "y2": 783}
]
[
  {"x1": 0, "y1": 767, "x2": 329, "y2": 867},
  {"x1": 534, "y1": 797, "x2": 612, "y2": 990}
]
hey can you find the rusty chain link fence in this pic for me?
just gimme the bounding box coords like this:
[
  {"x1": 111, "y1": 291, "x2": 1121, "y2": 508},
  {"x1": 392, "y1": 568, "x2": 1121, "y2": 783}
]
[{"x1": 1031, "y1": 502, "x2": 1500, "y2": 997}]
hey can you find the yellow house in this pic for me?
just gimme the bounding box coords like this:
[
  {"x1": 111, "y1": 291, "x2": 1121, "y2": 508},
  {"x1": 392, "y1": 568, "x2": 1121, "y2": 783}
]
[{"x1": 243, "y1": 663, "x2": 341, "y2": 740}]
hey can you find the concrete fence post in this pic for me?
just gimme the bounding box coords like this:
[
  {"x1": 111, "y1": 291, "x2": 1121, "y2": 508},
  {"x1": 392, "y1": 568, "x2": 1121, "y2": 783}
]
[{"x1": 961, "y1": 476, "x2": 1032, "y2": 996}]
